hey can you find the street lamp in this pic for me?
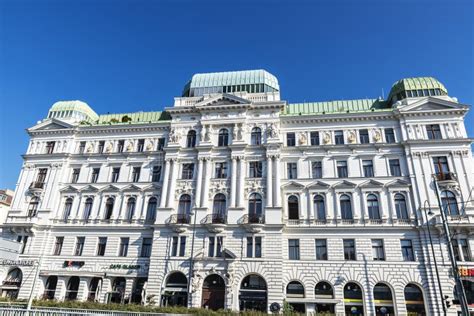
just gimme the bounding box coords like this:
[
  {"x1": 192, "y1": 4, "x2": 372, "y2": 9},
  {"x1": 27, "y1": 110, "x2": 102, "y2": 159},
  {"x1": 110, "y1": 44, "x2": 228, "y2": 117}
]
[{"x1": 187, "y1": 206, "x2": 199, "y2": 307}]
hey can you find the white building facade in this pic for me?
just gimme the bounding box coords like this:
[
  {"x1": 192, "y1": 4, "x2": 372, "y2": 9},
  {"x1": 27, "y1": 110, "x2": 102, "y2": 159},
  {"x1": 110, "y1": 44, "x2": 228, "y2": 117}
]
[{"x1": 1, "y1": 70, "x2": 473, "y2": 315}]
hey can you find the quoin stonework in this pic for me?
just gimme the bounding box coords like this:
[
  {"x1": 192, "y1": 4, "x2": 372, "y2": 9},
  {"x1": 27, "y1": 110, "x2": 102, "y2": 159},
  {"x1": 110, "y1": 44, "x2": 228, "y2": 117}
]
[{"x1": 1, "y1": 70, "x2": 473, "y2": 315}]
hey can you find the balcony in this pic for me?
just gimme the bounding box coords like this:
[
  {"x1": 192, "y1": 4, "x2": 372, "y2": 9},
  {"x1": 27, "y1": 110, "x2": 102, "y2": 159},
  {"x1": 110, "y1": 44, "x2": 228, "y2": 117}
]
[
  {"x1": 239, "y1": 214, "x2": 265, "y2": 233},
  {"x1": 201, "y1": 214, "x2": 227, "y2": 233},
  {"x1": 165, "y1": 214, "x2": 191, "y2": 233},
  {"x1": 435, "y1": 172, "x2": 458, "y2": 188},
  {"x1": 29, "y1": 181, "x2": 45, "y2": 191}
]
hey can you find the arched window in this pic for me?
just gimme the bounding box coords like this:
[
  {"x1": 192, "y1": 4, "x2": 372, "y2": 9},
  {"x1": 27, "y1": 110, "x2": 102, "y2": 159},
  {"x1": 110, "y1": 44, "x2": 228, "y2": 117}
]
[
  {"x1": 63, "y1": 198, "x2": 73, "y2": 221},
  {"x1": 240, "y1": 275, "x2": 267, "y2": 312},
  {"x1": 394, "y1": 193, "x2": 409, "y2": 219},
  {"x1": 248, "y1": 193, "x2": 263, "y2": 223},
  {"x1": 27, "y1": 197, "x2": 39, "y2": 217},
  {"x1": 187, "y1": 130, "x2": 197, "y2": 148},
  {"x1": 374, "y1": 283, "x2": 394, "y2": 315},
  {"x1": 340, "y1": 195, "x2": 353, "y2": 220},
  {"x1": 83, "y1": 198, "x2": 93, "y2": 221},
  {"x1": 441, "y1": 191, "x2": 460, "y2": 216},
  {"x1": 288, "y1": 195, "x2": 299, "y2": 220},
  {"x1": 161, "y1": 272, "x2": 188, "y2": 307},
  {"x1": 212, "y1": 194, "x2": 227, "y2": 223},
  {"x1": 404, "y1": 284, "x2": 426, "y2": 315},
  {"x1": 218, "y1": 129, "x2": 229, "y2": 146},
  {"x1": 104, "y1": 197, "x2": 114, "y2": 220},
  {"x1": 367, "y1": 194, "x2": 380, "y2": 220},
  {"x1": 3, "y1": 268, "x2": 22, "y2": 299},
  {"x1": 66, "y1": 276, "x2": 80, "y2": 300},
  {"x1": 108, "y1": 277, "x2": 126, "y2": 304},
  {"x1": 344, "y1": 282, "x2": 363, "y2": 315},
  {"x1": 286, "y1": 281, "x2": 305, "y2": 298},
  {"x1": 146, "y1": 197, "x2": 157, "y2": 221},
  {"x1": 177, "y1": 194, "x2": 192, "y2": 223},
  {"x1": 315, "y1": 281, "x2": 333, "y2": 299},
  {"x1": 43, "y1": 276, "x2": 58, "y2": 300},
  {"x1": 126, "y1": 197, "x2": 136, "y2": 221},
  {"x1": 251, "y1": 127, "x2": 262, "y2": 145},
  {"x1": 313, "y1": 195, "x2": 326, "y2": 220},
  {"x1": 88, "y1": 277, "x2": 102, "y2": 302}
]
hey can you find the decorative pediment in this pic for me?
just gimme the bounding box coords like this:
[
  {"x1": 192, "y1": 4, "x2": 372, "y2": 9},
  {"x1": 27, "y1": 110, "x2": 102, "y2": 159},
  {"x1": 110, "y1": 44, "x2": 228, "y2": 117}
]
[
  {"x1": 120, "y1": 184, "x2": 141, "y2": 192},
  {"x1": 306, "y1": 181, "x2": 330, "y2": 190},
  {"x1": 332, "y1": 180, "x2": 357, "y2": 189},
  {"x1": 281, "y1": 181, "x2": 306, "y2": 190},
  {"x1": 398, "y1": 97, "x2": 468, "y2": 113},
  {"x1": 28, "y1": 118, "x2": 74, "y2": 132},
  {"x1": 195, "y1": 93, "x2": 250, "y2": 107},
  {"x1": 99, "y1": 185, "x2": 120, "y2": 192},
  {"x1": 59, "y1": 185, "x2": 79, "y2": 193},
  {"x1": 358, "y1": 180, "x2": 384, "y2": 189},
  {"x1": 142, "y1": 183, "x2": 161, "y2": 192},
  {"x1": 222, "y1": 248, "x2": 236, "y2": 259},
  {"x1": 385, "y1": 179, "x2": 411, "y2": 188},
  {"x1": 79, "y1": 185, "x2": 99, "y2": 192}
]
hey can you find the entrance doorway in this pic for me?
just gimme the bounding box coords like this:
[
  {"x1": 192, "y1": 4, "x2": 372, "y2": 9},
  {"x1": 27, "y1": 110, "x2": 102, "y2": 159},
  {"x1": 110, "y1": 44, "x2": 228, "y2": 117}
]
[
  {"x1": 239, "y1": 274, "x2": 267, "y2": 312},
  {"x1": 201, "y1": 274, "x2": 225, "y2": 310}
]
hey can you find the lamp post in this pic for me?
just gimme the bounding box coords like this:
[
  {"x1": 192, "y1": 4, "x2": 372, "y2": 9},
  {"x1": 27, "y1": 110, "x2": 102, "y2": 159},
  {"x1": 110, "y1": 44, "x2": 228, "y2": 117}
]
[
  {"x1": 432, "y1": 174, "x2": 469, "y2": 315},
  {"x1": 422, "y1": 200, "x2": 446, "y2": 316},
  {"x1": 187, "y1": 207, "x2": 199, "y2": 308},
  {"x1": 27, "y1": 255, "x2": 43, "y2": 311}
]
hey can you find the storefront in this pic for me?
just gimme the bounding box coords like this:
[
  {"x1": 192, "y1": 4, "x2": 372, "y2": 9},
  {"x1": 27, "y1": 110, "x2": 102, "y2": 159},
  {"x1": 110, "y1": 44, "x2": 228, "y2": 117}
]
[
  {"x1": 344, "y1": 282, "x2": 364, "y2": 315},
  {"x1": 161, "y1": 272, "x2": 188, "y2": 307},
  {"x1": 239, "y1": 275, "x2": 267, "y2": 312},
  {"x1": 404, "y1": 284, "x2": 426, "y2": 316},
  {"x1": 373, "y1": 283, "x2": 395, "y2": 315}
]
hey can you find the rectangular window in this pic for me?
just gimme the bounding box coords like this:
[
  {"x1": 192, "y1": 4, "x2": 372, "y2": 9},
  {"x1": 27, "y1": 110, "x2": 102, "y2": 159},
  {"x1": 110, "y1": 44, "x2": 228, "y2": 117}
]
[
  {"x1": 310, "y1": 132, "x2": 320, "y2": 146},
  {"x1": 359, "y1": 129, "x2": 369, "y2": 144},
  {"x1": 18, "y1": 236, "x2": 28, "y2": 254},
  {"x1": 74, "y1": 237, "x2": 85, "y2": 256},
  {"x1": 71, "y1": 168, "x2": 80, "y2": 183},
  {"x1": 287, "y1": 162, "x2": 298, "y2": 179},
  {"x1": 337, "y1": 161, "x2": 348, "y2": 178},
  {"x1": 181, "y1": 163, "x2": 195, "y2": 179},
  {"x1": 157, "y1": 138, "x2": 166, "y2": 150},
  {"x1": 132, "y1": 167, "x2": 141, "y2": 182},
  {"x1": 249, "y1": 161, "x2": 263, "y2": 178},
  {"x1": 460, "y1": 239, "x2": 471, "y2": 261},
  {"x1": 426, "y1": 124, "x2": 442, "y2": 140},
  {"x1": 118, "y1": 237, "x2": 129, "y2": 257},
  {"x1": 140, "y1": 238, "x2": 152, "y2": 258},
  {"x1": 117, "y1": 140, "x2": 125, "y2": 153},
  {"x1": 315, "y1": 239, "x2": 328, "y2": 260},
  {"x1": 288, "y1": 239, "x2": 300, "y2": 260},
  {"x1": 137, "y1": 139, "x2": 145, "y2": 152},
  {"x1": 385, "y1": 128, "x2": 395, "y2": 143},
  {"x1": 362, "y1": 160, "x2": 374, "y2": 177},
  {"x1": 312, "y1": 161, "x2": 322, "y2": 179},
  {"x1": 37, "y1": 168, "x2": 48, "y2": 184},
  {"x1": 247, "y1": 237, "x2": 253, "y2": 258},
  {"x1": 255, "y1": 236, "x2": 262, "y2": 258},
  {"x1": 91, "y1": 168, "x2": 100, "y2": 183},
  {"x1": 152, "y1": 166, "x2": 162, "y2": 182},
  {"x1": 432, "y1": 156, "x2": 449, "y2": 175},
  {"x1": 111, "y1": 167, "x2": 120, "y2": 183},
  {"x1": 97, "y1": 237, "x2": 107, "y2": 256},
  {"x1": 215, "y1": 162, "x2": 228, "y2": 179},
  {"x1": 98, "y1": 141, "x2": 105, "y2": 153},
  {"x1": 372, "y1": 239, "x2": 385, "y2": 261},
  {"x1": 389, "y1": 159, "x2": 401, "y2": 176},
  {"x1": 179, "y1": 236, "x2": 186, "y2": 257},
  {"x1": 78, "y1": 141, "x2": 86, "y2": 154},
  {"x1": 246, "y1": 236, "x2": 262, "y2": 258},
  {"x1": 53, "y1": 237, "x2": 64, "y2": 256},
  {"x1": 335, "y1": 130, "x2": 344, "y2": 145},
  {"x1": 171, "y1": 236, "x2": 179, "y2": 257},
  {"x1": 45, "y1": 141, "x2": 55, "y2": 154},
  {"x1": 287, "y1": 133, "x2": 296, "y2": 147},
  {"x1": 343, "y1": 239, "x2": 356, "y2": 260},
  {"x1": 208, "y1": 236, "x2": 224, "y2": 257},
  {"x1": 401, "y1": 239, "x2": 414, "y2": 261}
]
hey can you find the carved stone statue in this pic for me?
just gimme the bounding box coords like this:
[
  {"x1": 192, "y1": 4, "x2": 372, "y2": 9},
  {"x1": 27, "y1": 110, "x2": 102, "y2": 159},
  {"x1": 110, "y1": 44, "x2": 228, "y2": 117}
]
[
  {"x1": 373, "y1": 130, "x2": 382, "y2": 142},
  {"x1": 168, "y1": 128, "x2": 178, "y2": 143},
  {"x1": 266, "y1": 123, "x2": 278, "y2": 138},
  {"x1": 348, "y1": 131, "x2": 356, "y2": 143},
  {"x1": 191, "y1": 273, "x2": 203, "y2": 293},
  {"x1": 323, "y1": 132, "x2": 331, "y2": 144},
  {"x1": 298, "y1": 133, "x2": 307, "y2": 145}
]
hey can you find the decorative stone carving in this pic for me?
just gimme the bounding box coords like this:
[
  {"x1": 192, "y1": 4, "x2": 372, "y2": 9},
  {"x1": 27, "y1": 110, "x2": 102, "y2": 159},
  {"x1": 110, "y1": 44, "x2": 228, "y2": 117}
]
[
  {"x1": 191, "y1": 273, "x2": 203, "y2": 293},
  {"x1": 168, "y1": 128, "x2": 178, "y2": 143},
  {"x1": 125, "y1": 141, "x2": 133, "y2": 152},
  {"x1": 323, "y1": 132, "x2": 331, "y2": 144},
  {"x1": 348, "y1": 131, "x2": 356, "y2": 143},
  {"x1": 175, "y1": 180, "x2": 194, "y2": 199},
  {"x1": 373, "y1": 129, "x2": 382, "y2": 142},
  {"x1": 209, "y1": 179, "x2": 230, "y2": 198},
  {"x1": 105, "y1": 142, "x2": 113, "y2": 153},
  {"x1": 86, "y1": 144, "x2": 94, "y2": 153},
  {"x1": 245, "y1": 179, "x2": 265, "y2": 197},
  {"x1": 145, "y1": 140, "x2": 154, "y2": 151},
  {"x1": 298, "y1": 133, "x2": 307, "y2": 145},
  {"x1": 203, "y1": 125, "x2": 210, "y2": 141}
]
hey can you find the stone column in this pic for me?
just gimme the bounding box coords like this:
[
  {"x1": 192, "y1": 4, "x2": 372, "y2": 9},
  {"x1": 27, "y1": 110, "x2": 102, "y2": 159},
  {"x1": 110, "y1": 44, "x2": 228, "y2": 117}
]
[
  {"x1": 195, "y1": 158, "x2": 204, "y2": 207},
  {"x1": 238, "y1": 157, "x2": 245, "y2": 208},
  {"x1": 230, "y1": 157, "x2": 238, "y2": 207},
  {"x1": 266, "y1": 155, "x2": 273, "y2": 208},
  {"x1": 159, "y1": 159, "x2": 171, "y2": 208},
  {"x1": 274, "y1": 156, "x2": 281, "y2": 207},
  {"x1": 166, "y1": 159, "x2": 178, "y2": 208},
  {"x1": 201, "y1": 158, "x2": 211, "y2": 208}
]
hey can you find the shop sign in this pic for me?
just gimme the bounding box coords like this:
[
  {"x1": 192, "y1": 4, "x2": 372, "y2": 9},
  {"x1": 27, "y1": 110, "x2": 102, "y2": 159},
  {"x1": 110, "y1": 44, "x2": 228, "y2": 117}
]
[
  {"x1": 458, "y1": 267, "x2": 474, "y2": 277},
  {"x1": 108, "y1": 264, "x2": 141, "y2": 270},
  {"x1": 0, "y1": 259, "x2": 35, "y2": 266},
  {"x1": 63, "y1": 261, "x2": 85, "y2": 268}
]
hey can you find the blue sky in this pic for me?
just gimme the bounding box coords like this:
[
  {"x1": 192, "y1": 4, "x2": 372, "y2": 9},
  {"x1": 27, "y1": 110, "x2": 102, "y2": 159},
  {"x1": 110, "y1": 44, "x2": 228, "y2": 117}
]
[{"x1": 0, "y1": 0, "x2": 473, "y2": 189}]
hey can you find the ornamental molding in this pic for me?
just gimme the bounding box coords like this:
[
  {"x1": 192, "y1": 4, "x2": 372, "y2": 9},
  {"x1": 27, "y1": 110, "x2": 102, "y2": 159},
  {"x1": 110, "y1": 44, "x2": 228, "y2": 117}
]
[
  {"x1": 347, "y1": 130, "x2": 357, "y2": 144},
  {"x1": 209, "y1": 179, "x2": 230, "y2": 198},
  {"x1": 175, "y1": 180, "x2": 195, "y2": 199},
  {"x1": 372, "y1": 128, "x2": 382, "y2": 142},
  {"x1": 245, "y1": 179, "x2": 265, "y2": 197}
]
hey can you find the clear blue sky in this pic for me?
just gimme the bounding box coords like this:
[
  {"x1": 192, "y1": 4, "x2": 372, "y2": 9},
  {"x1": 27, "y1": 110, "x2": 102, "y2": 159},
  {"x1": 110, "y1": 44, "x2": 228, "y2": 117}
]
[{"x1": 0, "y1": 0, "x2": 473, "y2": 189}]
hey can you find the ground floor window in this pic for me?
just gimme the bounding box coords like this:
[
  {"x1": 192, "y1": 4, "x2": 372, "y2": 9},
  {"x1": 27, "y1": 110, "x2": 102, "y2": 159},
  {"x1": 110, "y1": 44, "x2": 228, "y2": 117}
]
[
  {"x1": 404, "y1": 284, "x2": 426, "y2": 316},
  {"x1": 344, "y1": 282, "x2": 364, "y2": 315},
  {"x1": 88, "y1": 277, "x2": 102, "y2": 302},
  {"x1": 455, "y1": 280, "x2": 474, "y2": 308},
  {"x1": 43, "y1": 276, "x2": 58, "y2": 300},
  {"x1": 107, "y1": 277, "x2": 126, "y2": 304},
  {"x1": 239, "y1": 275, "x2": 267, "y2": 312},
  {"x1": 1, "y1": 268, "x2": 22, "y2": 299},
  {"x1": 161, "y1": 272, "x2": 188, "y2": 307},
  {"x1": 65, "y1": 276, "x2": 80, "y2": 301},
  {"x1": 131, "y1": 278, "x2": 147, "y2": 304},
  {"x1": 374, "y1": 283, "x2": 395, "y2": 315}
]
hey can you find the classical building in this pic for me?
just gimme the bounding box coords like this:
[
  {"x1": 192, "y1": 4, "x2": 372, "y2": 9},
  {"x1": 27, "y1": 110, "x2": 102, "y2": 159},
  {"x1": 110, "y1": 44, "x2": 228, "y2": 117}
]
[{"x1": 1, "y1": 70, "x2": 473, "y2": 315}]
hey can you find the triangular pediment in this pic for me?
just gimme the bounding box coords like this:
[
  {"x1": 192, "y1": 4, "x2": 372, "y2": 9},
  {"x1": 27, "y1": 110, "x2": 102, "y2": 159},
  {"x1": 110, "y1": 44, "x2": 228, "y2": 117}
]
[
  {"x1": 385, "y1": 179, "x2": 411, "y2": 188},
  {"x1": 195, "y1": 93, "x2": 250, "y2": 107},
  {"x1": 28, "y1": 118, "x2": 74, "y2": 132},
  {"x1": 358, "y1": 180, "x2": 384, "y2": 188},
  {"x1": 79, "y1": 185, "x2": 99, "y2": 192},
  {"x1": 222, "y1": 248, "x2": 236, "y2": 259},
  {"x1": 306, "y1": 181, "x2": 330, "y2": 190},
  {"x1": 332, "y1": 180, "x2": 357, "y2": 189},
  {"x1": 398, "y1": 97, "x2": 468, "y2": 113},
  {"x1": 281, "y1": 181, "x2": 306, "y2": 190},
  {"x1": 99, "y1": 185, "x2": 120, "y2": 192},
  {"x1": 60, "y1": 185, "x2": 79, "y2": 193},
  {"x1": 142, "y1": 184, "x2": 162, "y2": 191},
  {"x1": 121, "y1": 184, "x2": 141, "y2": 192}
]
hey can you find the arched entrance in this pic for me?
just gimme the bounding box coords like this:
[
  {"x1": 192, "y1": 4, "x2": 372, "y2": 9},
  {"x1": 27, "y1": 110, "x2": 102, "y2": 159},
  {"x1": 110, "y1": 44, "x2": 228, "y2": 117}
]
[
  {"x1": 404, "y1": 284, "x2": 426, "y2": 315},
  {"x1": 43, "y1": 276, "x2": 58, "y2": 300},
  {"x1": 374, "y1": 283, "x2": 394, "y2": 315},
  {"x1": 107, "y1": 277, "x2": 126, "y2": 303},
  {"x1": 239, "y1": 275, "x2": 267, "y2": 312},
  {"x1": 88, "y1": 277, "x2": 102, "y2": 301},
  {"x1": 161, "y1": 272, "x2": 188, "y2": 307},
  {"x1": 315, "y1": 281, "x2": 335, "y2": 313},
  {"x1": 65, "y1": 276, "x2": 80, "y2": 300},
  {"x1": 286, "y1": 281, "x2": 305, "y2": 313},
  {"x1": 202, "y1": 274, "x2": 225, "y2": 310},
  {"x1": 1, "y1": 268, "x2": 22, "y2": 299},
  {"x1": 344, "y1": 282, "x2": 364, "y2": 315}
]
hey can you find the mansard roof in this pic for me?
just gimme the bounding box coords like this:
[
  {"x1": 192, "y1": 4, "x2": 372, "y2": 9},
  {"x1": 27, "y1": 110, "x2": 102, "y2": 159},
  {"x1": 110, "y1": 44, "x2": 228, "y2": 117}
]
[{"x1": 283, "y1": 99, "x2": 391, "y2": 116}]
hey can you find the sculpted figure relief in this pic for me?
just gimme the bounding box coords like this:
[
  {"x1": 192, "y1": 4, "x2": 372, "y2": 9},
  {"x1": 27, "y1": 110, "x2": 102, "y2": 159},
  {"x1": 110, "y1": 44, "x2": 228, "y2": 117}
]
[{"x1": 298, "y1": 132, "x2": 307, "y2": 145}]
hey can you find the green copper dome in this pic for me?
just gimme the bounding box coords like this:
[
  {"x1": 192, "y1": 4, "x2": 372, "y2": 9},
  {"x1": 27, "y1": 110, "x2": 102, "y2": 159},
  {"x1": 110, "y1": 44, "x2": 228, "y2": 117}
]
[
  {"x1": 48, "y1": 101, "x2": 99, "y2": 122},
  {"x1": 388, "y1": 77, "x2": 448, "y2": 104}
]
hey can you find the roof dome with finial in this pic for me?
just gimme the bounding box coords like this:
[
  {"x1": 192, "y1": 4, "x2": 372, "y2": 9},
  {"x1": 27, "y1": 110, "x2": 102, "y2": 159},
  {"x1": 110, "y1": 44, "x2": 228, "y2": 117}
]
[{"x1": 388, "y1": 77, "x2": 448, "y2": 104}]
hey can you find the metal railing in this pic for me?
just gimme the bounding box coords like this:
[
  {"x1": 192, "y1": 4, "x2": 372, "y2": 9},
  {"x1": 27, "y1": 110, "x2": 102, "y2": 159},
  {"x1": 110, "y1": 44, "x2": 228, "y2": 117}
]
[
  {"x1": 29, "y1": 182, "x2": 45, "y2": 190},
  {"x1": 200, "y1": 214, "x2": 227, "y2": 225},
  {"x1": 166, "y1": 214, "x2": 191, "y2": 225},
  {"x1": 435, "y1": 172, "x2": 457, "y2": 182},
  {"x1": 0, "y1": 307, "x2": 186, "y2": 316}
]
